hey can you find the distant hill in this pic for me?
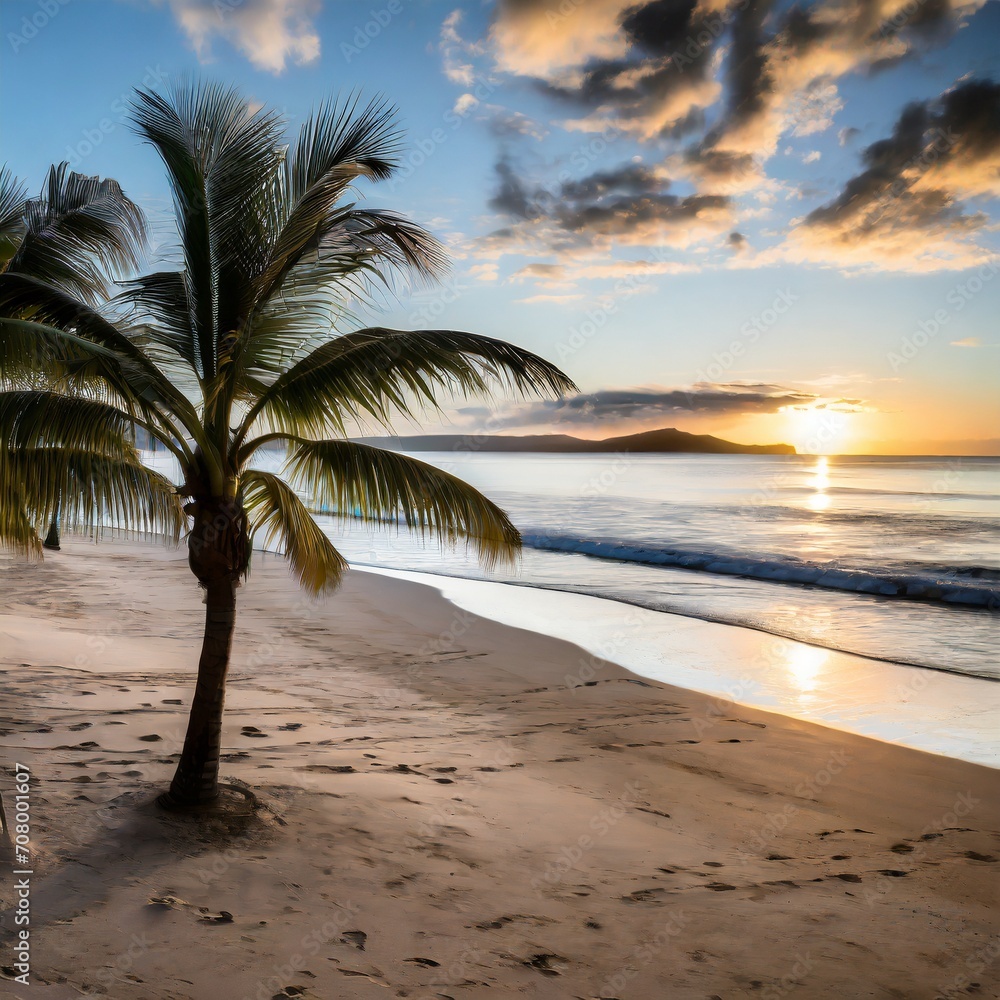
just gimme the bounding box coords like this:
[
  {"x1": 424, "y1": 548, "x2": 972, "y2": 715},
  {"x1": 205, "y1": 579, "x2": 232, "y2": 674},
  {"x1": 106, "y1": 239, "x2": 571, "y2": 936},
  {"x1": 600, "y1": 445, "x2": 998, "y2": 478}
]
[{"x1": 355, "y1": 427, "x2": 796, "y2": 455}]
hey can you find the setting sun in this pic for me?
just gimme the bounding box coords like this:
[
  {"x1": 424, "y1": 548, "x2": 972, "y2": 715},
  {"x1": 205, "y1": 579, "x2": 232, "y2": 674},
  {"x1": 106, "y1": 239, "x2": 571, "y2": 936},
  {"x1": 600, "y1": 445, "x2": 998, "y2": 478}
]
[{"x1": 782, "y1": 406, "x2": 859, "y2": 455}]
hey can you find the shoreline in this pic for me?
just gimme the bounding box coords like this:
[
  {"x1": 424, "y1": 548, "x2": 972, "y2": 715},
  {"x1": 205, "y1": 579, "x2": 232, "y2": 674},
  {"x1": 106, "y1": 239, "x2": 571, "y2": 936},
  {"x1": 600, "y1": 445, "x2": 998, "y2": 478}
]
[
  {"x1": 1, "y1": 538, "x2": 999, "y2": 998},
  {"x1": 357, "y1": 564, "x2": 1000, "y2": 768}
]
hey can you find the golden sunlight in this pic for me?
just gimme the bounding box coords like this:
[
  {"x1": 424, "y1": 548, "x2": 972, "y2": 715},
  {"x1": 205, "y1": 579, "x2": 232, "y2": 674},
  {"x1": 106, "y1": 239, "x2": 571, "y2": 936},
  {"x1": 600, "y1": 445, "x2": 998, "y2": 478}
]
[
  {"x1": 806, "y1": 456, "x2": 832, "y2": 511},
  {"x1": 782, "y1": 406, "x2": 857, "y2": 455},
  {"x1": 783, "y1": 643, "x2": 830, "y2": 696}
]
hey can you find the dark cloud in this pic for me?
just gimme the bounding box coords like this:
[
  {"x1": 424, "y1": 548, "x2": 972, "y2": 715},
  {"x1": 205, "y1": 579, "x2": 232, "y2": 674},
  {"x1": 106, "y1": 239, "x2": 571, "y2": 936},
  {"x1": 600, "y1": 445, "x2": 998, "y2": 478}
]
[
  {"x1": 554, "y1": 192, "x2": 729, "y2": 237},
  {"x1": 488, "y1": 157, "x2": 731, "y2": 245},
  {"x1": 460, "y1": 384, "x2": 820, "y2": 429},
  {"x1": 724, "y1": 0, "x2": 775, "y2": 129},
  {"x1": 797, "y1": 78, "x2": 1000, "y2": 265},
  {"x1": 621, "y1": 0, "x2": 703, "y2": 55},
  {"x1": 558, "y1": 163, "x2": 665, "y2": 201},
  {"x1": 487, "y1": 155, "x2": 542, "y2": 220}
]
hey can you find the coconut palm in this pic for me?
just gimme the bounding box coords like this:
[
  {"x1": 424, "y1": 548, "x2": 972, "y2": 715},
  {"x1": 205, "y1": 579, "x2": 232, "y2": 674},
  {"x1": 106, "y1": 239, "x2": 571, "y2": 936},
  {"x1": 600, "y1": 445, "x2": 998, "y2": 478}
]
[
  {"x1": 0, "y1": 163, "x2": 148, "y2": 548},
  {"x1": 0, "y1": 82, "x2": 574, "y2": 808}
]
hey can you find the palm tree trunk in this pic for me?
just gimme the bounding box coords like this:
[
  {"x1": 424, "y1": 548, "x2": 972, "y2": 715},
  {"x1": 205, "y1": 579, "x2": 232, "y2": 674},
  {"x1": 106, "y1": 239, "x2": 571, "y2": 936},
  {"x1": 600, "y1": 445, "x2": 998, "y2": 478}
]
[
  {"x1": 160, "y1": 579, "x2": 237, "y2": 807},
  {"x1": 42, "y1": 514, "x2": 60, "y2": 550}
]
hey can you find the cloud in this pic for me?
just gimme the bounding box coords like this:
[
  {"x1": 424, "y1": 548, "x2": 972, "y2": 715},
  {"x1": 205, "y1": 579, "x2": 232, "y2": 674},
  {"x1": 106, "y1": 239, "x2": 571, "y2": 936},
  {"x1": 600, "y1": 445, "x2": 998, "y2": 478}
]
[
  {"x1": 468, "y1": 262, "x2": 499, "y2": 282},
  {"x1": 698, "y1": 0, "x2": 986, "y2": 167},
  {"x1": 486, "y1": 156, "x2": 733, "y2": 255},
  {"x1": 950, "y1": 337, "x2": 982, "y2": 346},
  {"x1": 486, "y1": 106, "x2": 548, "y2": 140},
  {"x1": 487, "y1": 155, "x2": 543, "y2": 220},
  {"x1": 490, "y1": 0, "x2": 634, "y2": 77},
  {"x1": 458, "y1": 383, "x2": 822, "y2": 430},
  {"x1": 511, "y1": 259, "x2": 699, "y2": 287},
  {"x1": 439, "y1": 9, "x2": 483, "y2": 86},
  {"x1": 514, "y1": 292, "x2": 586, "y2": 304},
  {"x1": 488, "y1": 0, "x2": 986, "y2": 177},
  {"x1": 159, "y1": 0, "x2": 321, "y2": 73},
  {"x1": 466, "y1": 0, "x2": 994, "y2": 281},
  {"x1": 786, "y1": 78, "x2": 1000, "y2": 270}
]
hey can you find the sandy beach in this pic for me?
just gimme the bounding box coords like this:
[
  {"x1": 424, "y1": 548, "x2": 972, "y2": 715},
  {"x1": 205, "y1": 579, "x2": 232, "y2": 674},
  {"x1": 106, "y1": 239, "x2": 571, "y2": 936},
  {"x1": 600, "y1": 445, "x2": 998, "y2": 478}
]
[{"x1": 1, "y1": 538, "x2": 998, "y2": 1000}]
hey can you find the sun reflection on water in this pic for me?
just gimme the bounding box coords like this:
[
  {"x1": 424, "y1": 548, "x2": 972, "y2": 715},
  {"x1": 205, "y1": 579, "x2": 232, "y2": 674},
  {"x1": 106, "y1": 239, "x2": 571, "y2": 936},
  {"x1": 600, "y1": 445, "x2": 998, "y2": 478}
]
[
  {"x1": 806, "y1": 456, "x2": 832, "y2": 512},
  {"x1": 784, "y1": 643, "x2": 830, "y2": 696}
]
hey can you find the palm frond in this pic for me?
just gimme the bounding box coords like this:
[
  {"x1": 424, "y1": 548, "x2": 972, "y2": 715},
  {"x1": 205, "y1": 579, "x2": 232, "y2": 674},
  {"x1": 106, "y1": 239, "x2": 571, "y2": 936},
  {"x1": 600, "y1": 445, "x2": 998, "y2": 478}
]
[
  {"x1": 242, "y1": 468, "x2": 348, "y2": 594},
  {"x1": 0, "y1": 446, "x2": 185, "y2": 554},
  {"x1": 237, "y1": 327, "x2": 578, "y2": 443},
  {"x1": 117, "y1": 270, "x2": 197, "y2": 370},
  {"x1": 322, "y1": 208, "x2": 448, "y2": 286},
  {"x1": 250, "y1": 97, "x2": 401, "y2": 316},
  {"x1": 0, "y1": 390, "x2": 140, "y2": 456},
  {"x1": 285, "y1": 439, "x2": 522, "y2": 570},
  {"x1": 128, "y1": 81, "x2": 285, "y2": 381},
  {"x1": 0, "y1": 275, "x2": 201, "y2": 439},
  {"x1": 7, "y1": 163, "x2": 146, "y2": 304},
  {"x1": 0, "y1": 473, "x2": 42, "y2": 556},
  {"x1": 0, "y1": 166, "x2": 27, "y2": 268}
]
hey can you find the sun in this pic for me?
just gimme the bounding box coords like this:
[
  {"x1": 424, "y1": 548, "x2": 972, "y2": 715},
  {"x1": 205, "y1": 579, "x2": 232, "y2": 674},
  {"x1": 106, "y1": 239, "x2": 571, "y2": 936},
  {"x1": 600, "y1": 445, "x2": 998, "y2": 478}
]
[{"x1": 781, "y1": 405, "x2": 858, "y2": 455}]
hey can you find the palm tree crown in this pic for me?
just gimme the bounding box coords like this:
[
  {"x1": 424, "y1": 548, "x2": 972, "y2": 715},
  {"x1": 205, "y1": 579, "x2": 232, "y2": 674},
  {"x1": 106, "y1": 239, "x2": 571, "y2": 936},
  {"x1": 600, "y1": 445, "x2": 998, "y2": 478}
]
[{"x1": 0, "y1": 82, "x2": 574, "y2": 807}]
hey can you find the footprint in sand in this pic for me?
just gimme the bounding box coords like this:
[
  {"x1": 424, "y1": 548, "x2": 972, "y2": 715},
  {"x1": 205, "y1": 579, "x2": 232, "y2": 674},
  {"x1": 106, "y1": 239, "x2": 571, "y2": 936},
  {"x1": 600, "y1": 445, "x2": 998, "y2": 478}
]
[
  {"x1": 522, "y1": 953, "x2": 565, "y2": 976},
  {"x1": 336, "y1": 969, "x2": 390, "y2": 987},
  {"x1": 622, "y1": 888, "x2": 669, "y2": 903},
  {"x1": 341, "y1": 931, "x2": 367, "y2": 951}
]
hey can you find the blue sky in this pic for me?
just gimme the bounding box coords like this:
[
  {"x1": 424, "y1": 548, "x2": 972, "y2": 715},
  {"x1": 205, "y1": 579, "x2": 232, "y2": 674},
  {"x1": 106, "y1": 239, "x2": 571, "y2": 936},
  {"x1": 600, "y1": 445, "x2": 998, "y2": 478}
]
[{"x1": 2, "y1": 0, "x2": 998, "y2": 453}]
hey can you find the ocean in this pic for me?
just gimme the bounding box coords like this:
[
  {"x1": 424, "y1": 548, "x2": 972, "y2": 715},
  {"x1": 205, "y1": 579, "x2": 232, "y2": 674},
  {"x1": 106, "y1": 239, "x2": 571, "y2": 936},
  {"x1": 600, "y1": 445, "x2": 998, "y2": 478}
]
[{"x1": 315, "y1": 452, "x2": 999, "y2": 681}]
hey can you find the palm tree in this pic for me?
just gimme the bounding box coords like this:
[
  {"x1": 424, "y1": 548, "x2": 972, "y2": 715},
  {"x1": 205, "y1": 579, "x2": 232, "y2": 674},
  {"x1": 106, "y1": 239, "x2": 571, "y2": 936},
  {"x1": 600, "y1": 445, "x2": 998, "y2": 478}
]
[
  {"x1": 0, "y1": 163, "x2": 148, "y2": 549},
  {"x1": 0, "y1": 82, "x2": 574, "y2": 809}
]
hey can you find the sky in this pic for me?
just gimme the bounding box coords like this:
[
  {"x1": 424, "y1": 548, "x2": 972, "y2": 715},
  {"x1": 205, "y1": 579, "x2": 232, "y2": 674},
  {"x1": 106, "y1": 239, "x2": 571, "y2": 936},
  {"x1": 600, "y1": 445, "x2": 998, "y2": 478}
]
[{"x1": 1, "y1": 0, "x2": 998, "y2": 455}]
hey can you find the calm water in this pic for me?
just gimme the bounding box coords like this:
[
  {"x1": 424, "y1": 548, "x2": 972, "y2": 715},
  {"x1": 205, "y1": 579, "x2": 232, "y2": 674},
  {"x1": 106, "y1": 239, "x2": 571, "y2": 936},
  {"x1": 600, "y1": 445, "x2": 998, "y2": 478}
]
[{"x1": 309, "y1": 453, "x2": 1000, "y2": 680}]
